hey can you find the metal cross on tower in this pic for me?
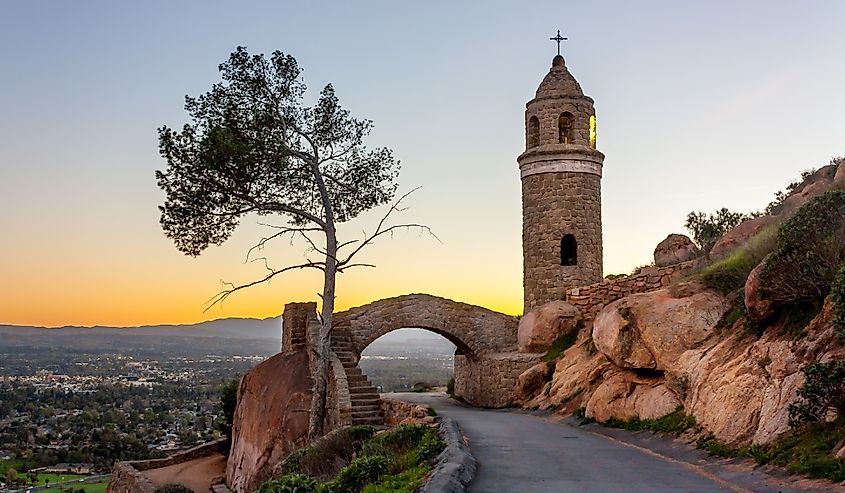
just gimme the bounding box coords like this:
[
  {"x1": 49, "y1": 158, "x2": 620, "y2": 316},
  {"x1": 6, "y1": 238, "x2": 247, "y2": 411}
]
[{"x1": 550, "y1": 30, "x2": 568, "y2": 56}]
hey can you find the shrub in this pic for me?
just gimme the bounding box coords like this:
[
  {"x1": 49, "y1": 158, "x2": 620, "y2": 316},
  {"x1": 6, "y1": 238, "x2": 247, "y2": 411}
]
[
  {"x1": 445, "y1": 377, "x2": 455, "y2": 396},
  {"x1": 360, "y1": 466, "x2": 429, "y2": 493},
  {"x1": 260, "y1": 474, "x2": 318, "y2": 493},
  {"x1": 414, "y1": 429, "x2": 445, "y2": 463},
  {"x1": 685, "y1": 208, "x2": 748, "y2": 253},
  {"x1": 216, "y1": 374, "x2": 240, "y2": 451},
  {"x1": 154, "y1": 485, "x2": 194, "y2": 493},
  {"x1": 321, "y1": 455, "x2": 388, "y2": 493},
  {"x1": 603, "y1": 407, "x2": 697, "y2": 435},
  {"x1": 788, "y1": 359, "x2": 845, "y2": 426},
  {"x1": 830, "y1": 264, "x2": 845, "y2": 344},
  {"x1": 760, "y1": 190, "x2": 845, "y2": 306},
  {"x1": 276, "y1": 430, "x2": 356, "y2": 481}
]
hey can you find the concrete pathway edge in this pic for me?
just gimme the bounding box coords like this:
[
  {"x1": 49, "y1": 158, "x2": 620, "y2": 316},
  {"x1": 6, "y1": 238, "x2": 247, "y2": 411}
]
[{"x1": 420, "y1": 416, "x2": 478, "y2": 493}]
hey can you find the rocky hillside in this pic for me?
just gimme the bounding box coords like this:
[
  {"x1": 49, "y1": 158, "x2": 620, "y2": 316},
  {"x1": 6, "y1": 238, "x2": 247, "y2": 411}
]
[{"x1": 517, "y1": 158, "x2": 845, "y2": 458}]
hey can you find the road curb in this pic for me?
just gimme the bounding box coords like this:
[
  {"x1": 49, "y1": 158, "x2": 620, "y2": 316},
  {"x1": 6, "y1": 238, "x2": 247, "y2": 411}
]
[{"x1": 420, "y1": 416, "x2": 477, "y2": 493}]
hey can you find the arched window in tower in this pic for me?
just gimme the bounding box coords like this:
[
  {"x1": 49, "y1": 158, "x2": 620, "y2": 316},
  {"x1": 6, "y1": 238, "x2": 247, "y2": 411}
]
[
  {"x1": 528, "y1": 116, "x2": 540, "y2": 148},
  {"x1": 589, "y1": 115, "x2": 597, "y2": 149},
  {"x1": 561, "y1": 234, "x2": 577, "y2": 266},
  {"x1": 559, "y1": 112, "x2": 574, "y2": 144}
]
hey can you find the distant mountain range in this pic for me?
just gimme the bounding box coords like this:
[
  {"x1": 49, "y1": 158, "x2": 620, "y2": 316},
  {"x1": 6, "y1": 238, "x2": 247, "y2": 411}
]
[{"x1": 0, "y1": 316, "x2": 283, "y2": 341}]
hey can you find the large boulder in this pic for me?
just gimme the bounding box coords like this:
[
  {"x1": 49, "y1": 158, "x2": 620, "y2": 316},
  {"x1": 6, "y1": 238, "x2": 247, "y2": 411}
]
[
  {"x1": 833, "y1": 159, "x2": 845, "y2": 189},
  {"x1": 226, "y1": 350, "x2": 312, "y2": 493},
  {"x1": 592, "y1": 283, "x2": 728, "y2": 373},
  {"x1": 653, "y1": 234, "x2": 699, "y2": 267},
  {"x1": 585, "y1": 372, "x2": 681, "y2": 423},
  {"x1": 710, "y1": 216, "x2": 777, "y2": 259},
  {"x1": 744, "y1": 255, "x2": 776, "y2": 323},
  {"x1": 518, "y1": 301, "x2": 581, "y2": 353},
  {"x1": 515, "y1": 362, "x2": 550, "y2": 401},
  {"x1": 774, "y1": 165, "x2": 837, "y2": 217}
]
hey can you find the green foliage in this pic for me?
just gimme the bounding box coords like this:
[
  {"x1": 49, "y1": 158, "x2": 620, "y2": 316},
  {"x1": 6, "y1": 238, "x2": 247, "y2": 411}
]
[
  {"x1": 445, "y1": 377, "x2": 455, "y2": 396},
  {"x1": 573, "y1": 407, "x2": 593, "y2": 425},
  {"x1": 265, "y1": 423, "x2": 442, "y2": 493},
  {"x1": 602, "y1": 408, "x2": 697, "y2": 435},
  {"x1": 426, "y1": 407, "x2": 437, "y2": 417},
  {"x1": 760, "y1": 190, "x2": 845, "y2": 306},
  {"x1": 788, "y1": 359, "x2": 845, "y2": 426},
  {"x1": 153, "y1": 485, "x2": 194, "y2": 493},
  {"x1": 695, "y1": 436, "x2": 744, "y2": 458},
  {"x1": 411, "y1": 382, "x2": 432, "y2": 393},
  {"x1": 830, "y1": 264, "x2": 845, "y2": 344},
  {"x1": 684, "y1": 208, "x2": 748, "y2": 253},
  {"x1": 216, "y1": 374, "x2": 239, "y2": 451},
  {"x1": 259, "y1": 474, "x2": 318, "y2": 493},
  {"x1": 320, "y1": 455, "x2": 388, "y2": 493},
  {"x1": 694, "y1": 225, "x2": 777, "y2": 294},
  {"x1": 360, "y1": 466, "x2": 429, "y2": 493},
  {"x1": 745, "y1": 421, "x2": 845, "y2": 482},
  {"x1": 156, "y1": 46, "x2": 400, "y2": 257},
  {"x1": 543, "y1": 330, "x2": 579, "y2": 363},
  {"x1": 344, "y1": 425, "x2": 376, "y2": 443},
  {"x1": 414, "y1": 429, "x2": 446, "y2": 464}
]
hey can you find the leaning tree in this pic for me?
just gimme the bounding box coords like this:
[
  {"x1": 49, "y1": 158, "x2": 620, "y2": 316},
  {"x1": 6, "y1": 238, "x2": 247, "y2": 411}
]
[{"x1": 156, "y1": 46, "x2": 428, "y2": 439}]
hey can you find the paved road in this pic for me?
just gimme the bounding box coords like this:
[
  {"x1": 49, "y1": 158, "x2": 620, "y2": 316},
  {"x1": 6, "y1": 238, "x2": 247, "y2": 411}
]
[{"x1": 387, "y1": 393, "x2": 832, "y2": 493}]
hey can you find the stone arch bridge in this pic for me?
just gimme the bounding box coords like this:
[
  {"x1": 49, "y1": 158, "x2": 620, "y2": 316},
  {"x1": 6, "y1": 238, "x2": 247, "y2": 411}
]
[{"x1": 282, "y1": 294, "x2": 541, "y2": 428}]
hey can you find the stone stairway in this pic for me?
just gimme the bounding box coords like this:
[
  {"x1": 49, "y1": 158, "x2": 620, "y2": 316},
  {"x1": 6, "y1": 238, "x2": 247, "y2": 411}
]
[{"x1": 331, "y1": 333, "x2": 383, "y2": 426}]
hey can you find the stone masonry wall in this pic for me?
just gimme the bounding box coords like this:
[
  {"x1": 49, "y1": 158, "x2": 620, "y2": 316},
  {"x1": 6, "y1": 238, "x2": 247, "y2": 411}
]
[
  {"x1": 454, "y1": 352, "x2": 542, "y2": 408},
  {"x1": 522, "y1": 171, "x2": 603, "y2": 311},
  {"x1": 107, "y1": 440, "x2": 225, "y2": 493},
  {"x1": 380, "y1": 398, "x2": 431, "y2": 426},
  {"x1": 282, "y1": 302, "x2": 315, "y2": 353},
  {"x1": 565, "y1": 261, "x2": 696, "y2": 323}
]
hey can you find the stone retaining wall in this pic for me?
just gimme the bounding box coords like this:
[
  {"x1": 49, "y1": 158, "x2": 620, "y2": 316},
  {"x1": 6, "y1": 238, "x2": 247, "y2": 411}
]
[
  {"x1": 565, "y1": 261, "x2": 695, "y2": 322},
  {"x1": 380, "y1": 398, "x2": 431, "y2": 426},
  {"x1": 454, "y1": 352, "x2": 543, "y2": 408},
  {"x1": 326, "y1": 350, "x2": 353, "y2": 430},
  {"x1": 107, "y1": 440, "x2": 225, "y2": 493}
]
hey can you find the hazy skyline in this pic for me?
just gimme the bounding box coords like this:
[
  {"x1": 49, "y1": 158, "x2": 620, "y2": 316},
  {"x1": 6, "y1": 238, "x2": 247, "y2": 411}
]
[{"x1": 2, "y1": 1, "x2": 844, "y2": 326}]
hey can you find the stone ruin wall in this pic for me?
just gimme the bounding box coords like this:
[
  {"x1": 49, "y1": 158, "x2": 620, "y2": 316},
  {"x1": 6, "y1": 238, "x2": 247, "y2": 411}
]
[
  {"x1": 107, "y1": 440, "x2": 226, "y2": 493},
  {"x1": 565, "y1": 260, "x2": 696, "y2": 323},
  {"x1": 454, "y1": 352, "x2": 542, "y2": 408}
]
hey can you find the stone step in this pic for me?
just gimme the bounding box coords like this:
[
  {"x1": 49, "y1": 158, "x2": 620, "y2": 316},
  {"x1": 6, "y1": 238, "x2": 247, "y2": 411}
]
[
  {"x1": 348, "y1": 390, "x2": 379, "y2": 399},
  {"x1": 352, "y1": 416, "x2": 383, "y2": 425},
  {"x1": 351, "y1": 395, "x2": 380, "y2": 404},
  {"x1": 347, "y1": 375, "x2": 371, "y2": 384},
  {"x1": 344, "y1": 367, "x2": 362, "y2": 376},
  {"x1": 353, "y1": 404, "x2": 381, "y2": 413}
]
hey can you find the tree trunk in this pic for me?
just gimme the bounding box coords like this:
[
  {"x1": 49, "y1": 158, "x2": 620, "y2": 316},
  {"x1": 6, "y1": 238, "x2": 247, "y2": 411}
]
[{"x1": 308, "y1": 159, "x2": 338, "y2": 441}]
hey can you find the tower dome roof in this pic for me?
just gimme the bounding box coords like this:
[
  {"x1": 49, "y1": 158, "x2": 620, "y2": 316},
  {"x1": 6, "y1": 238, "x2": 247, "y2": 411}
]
[{"x1": 534, "y1": 55, "x2": 584, "y2": 99}]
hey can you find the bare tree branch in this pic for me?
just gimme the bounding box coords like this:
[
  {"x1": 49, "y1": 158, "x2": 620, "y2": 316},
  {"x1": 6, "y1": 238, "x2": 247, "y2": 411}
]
[
  {"x1": 336, "y1": 188, "x2": 439, "y2": 268},
  {"x1": 205, "y1": 261, "x2": 325, "y2": 312}
]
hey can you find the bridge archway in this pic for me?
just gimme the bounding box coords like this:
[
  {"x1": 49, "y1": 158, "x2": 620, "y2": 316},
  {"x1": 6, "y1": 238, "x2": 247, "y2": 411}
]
[{"x1": 333, "y1": 293, "x2": 519, "y2": 360}]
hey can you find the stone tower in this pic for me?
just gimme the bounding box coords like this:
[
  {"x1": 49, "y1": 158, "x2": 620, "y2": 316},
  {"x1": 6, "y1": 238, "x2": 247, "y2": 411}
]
[{"x1": 518, "y1": 54, "x2": 605, "y2": 311}]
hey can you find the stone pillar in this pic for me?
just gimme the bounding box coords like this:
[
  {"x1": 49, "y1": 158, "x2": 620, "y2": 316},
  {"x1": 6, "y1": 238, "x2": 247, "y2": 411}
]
[{"x1": 282, "y1": 302, "x2": 316, "y2": 352}]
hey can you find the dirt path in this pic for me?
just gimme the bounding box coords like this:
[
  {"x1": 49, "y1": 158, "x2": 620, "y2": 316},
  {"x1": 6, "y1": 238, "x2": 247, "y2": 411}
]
[{"x1": 144, "y1": 453, "x2": 226, "y2": 492}]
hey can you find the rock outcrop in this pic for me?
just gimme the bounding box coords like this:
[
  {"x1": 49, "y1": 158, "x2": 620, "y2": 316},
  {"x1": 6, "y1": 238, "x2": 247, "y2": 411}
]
[
  {"x1": 226, "y1": 350, "x2": 312, "y2": 493},
  {"x1": 744, "y1": 255, "x2": 776, "y2": 323},
  {"x1": 592, "y1": 283, "x2": 728, "y2": 373},
  {"x1": 515, "y1": 362, "x2": 549, "y2": 401},
  {"x1": 710, "y1": 216, "x2": 777, "y2": 259},
  {"x1": 653, "y1": 234, "x2": 699, "y2": 267},
  {"x1": 517, "y1": 301, "x2": 581, "y2": 353},
  {"x1": 530, "y1": 284, "x2": 844, "y2": 446}
]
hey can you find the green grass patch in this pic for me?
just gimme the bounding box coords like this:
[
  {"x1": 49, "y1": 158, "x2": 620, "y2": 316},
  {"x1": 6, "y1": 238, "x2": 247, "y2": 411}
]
[
  {"x1": 361, "y1": 466, "x2": 428, "y2": 493},
  {"x1": 543, "y1": 331, "x2": 579, "y2": 363},
  {"x1": 691, "y1": 224, "x2": 778, "y2": 295},
  {"x1": 41, "y1": 480, "x2": 109, "y2": 493},
  {"x1": 603, "y1": 407, "x2": 698, "y2": 435},
  {"x1": 263, "y1": 424, "x2": 444, "y2": 493}
]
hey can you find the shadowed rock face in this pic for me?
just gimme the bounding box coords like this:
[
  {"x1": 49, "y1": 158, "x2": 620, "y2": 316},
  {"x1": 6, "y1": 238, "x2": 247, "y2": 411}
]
[
  {"x1": 517, "y1": 301, "x2": 581, "y2": 353},
  {"x1": 226, "y1": 350, "x2": 311, "y2": 493}
]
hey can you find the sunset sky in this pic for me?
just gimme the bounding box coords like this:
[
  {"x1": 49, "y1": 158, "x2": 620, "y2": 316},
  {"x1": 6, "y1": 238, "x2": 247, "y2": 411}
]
[{"x1": 2, "y1": 1, "x2": 844, "y2": 327}]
